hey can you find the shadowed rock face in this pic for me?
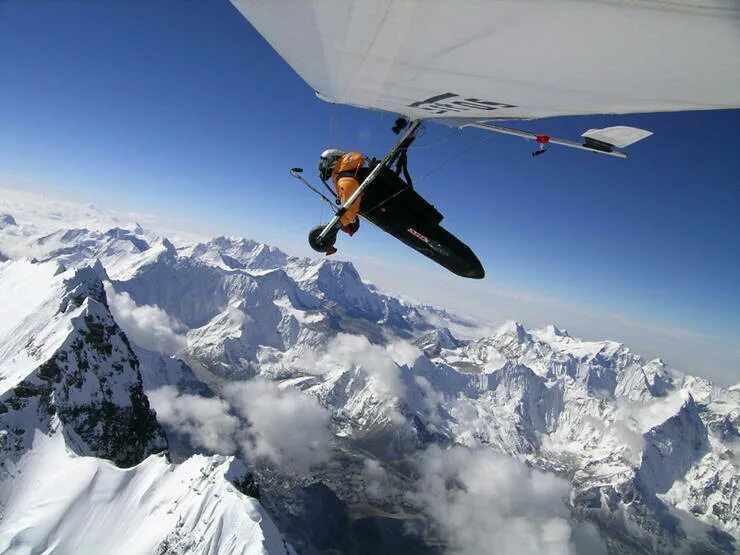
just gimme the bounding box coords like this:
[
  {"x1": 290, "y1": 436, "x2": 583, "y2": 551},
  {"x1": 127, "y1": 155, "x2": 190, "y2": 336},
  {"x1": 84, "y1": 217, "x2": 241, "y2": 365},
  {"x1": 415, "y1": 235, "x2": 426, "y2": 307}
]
[
  {"x1": 0, "y1": 268, "x2": 166, "y2": 467},
  {"x1": 260, "y1": 482, "x2": 439, "y2": 555},
  {"x1": 637, "y1": 396, "x2": 709, "y2": 496}
]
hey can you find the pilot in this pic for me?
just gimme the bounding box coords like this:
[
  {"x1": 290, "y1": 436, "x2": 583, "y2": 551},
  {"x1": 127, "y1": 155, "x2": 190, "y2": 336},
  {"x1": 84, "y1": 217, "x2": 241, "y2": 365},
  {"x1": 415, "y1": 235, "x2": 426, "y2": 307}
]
[{"x1": 318, "y1": 149, "x2": 363, "y2": 236}]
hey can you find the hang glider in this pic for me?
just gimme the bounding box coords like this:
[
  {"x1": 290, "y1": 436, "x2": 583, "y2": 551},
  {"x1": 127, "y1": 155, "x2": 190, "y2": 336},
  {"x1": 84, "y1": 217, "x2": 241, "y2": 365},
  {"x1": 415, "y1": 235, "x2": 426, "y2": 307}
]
[
  {"x1": 230, "y1": 0, "x2": 740, "y2": 277},
  {"x1": 290, "y1": 121, "x2": 485, "y2": 278}
]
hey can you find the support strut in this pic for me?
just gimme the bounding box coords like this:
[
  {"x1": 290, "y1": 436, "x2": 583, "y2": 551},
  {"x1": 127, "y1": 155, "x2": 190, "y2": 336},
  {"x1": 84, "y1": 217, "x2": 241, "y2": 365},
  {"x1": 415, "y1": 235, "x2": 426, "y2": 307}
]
[{"x1": 463, "y1": 122, "x2": 628, "y2": 159}]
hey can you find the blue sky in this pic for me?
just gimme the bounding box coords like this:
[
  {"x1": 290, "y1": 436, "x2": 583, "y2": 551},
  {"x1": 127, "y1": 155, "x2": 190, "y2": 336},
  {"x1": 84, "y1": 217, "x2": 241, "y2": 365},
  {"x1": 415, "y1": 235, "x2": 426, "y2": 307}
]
[{"x1": 1, "y1": 1, "x2": 738, "y2": 380}]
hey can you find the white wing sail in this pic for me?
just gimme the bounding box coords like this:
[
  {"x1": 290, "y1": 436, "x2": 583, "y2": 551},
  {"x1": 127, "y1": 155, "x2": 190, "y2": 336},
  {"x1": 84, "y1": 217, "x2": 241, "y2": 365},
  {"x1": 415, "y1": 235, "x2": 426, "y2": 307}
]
[{"x1": 230, "y1": 0, "x2": 740, "y2": 122}]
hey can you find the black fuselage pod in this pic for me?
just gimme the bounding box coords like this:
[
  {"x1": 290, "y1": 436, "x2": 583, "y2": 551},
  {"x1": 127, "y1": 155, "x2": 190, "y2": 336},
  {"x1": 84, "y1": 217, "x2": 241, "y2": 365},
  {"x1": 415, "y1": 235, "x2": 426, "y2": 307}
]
[{"x1": 358, "y1": 166, "x2": 484, "y2": 279}]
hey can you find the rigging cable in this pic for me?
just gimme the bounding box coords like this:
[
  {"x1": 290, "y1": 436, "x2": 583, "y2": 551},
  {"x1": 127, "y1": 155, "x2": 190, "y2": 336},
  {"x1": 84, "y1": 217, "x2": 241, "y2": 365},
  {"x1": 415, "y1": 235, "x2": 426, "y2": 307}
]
[{"x1": 413, "y1": 131, "x2": 497, "y2": 184}]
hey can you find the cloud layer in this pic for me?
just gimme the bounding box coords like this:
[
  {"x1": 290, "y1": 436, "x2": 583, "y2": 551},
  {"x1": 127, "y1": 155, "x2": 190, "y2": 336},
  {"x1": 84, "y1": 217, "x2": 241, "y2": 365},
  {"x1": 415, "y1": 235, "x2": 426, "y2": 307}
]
[
  {"x1": 104, "y1": 282, "x2": 187, "y2": 355},
  {"x1": 225, "y1": 380, "x2": 331, "y2": 474},
  {"x1": 148, "y1": 386, "x2": 239, "y2": 453},
  {"x1": 410, "y1": 445, "x2": 579, "y2": 555},
  {"x1": 313, "y1": 333, "x2": 406, "y2": 401},
  {"x1": 148, "y1": 381, "x2": 332, "y2": 474}
]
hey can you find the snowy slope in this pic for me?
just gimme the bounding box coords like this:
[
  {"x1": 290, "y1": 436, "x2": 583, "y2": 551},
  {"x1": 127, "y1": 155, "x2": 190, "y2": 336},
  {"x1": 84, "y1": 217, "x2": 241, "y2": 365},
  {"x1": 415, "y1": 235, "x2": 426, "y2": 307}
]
[
  {"x1": 0, "y1": 431, "x2": 288, "y2": 555},
  {"x1": 0, "y1": 259, "x2": 70, "y2": 395}
]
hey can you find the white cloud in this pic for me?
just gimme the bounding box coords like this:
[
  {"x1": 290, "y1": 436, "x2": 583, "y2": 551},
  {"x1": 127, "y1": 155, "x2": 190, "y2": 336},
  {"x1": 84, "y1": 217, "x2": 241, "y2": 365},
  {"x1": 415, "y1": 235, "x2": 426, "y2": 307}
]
[
  {"x1": 317, "y1": 334, "x2": 405, "y2": 402},
  {"x1": 618, "y1": 389, "x2": 689, "y2": 433},
  {"x1": 609, "y1": 420, "x2": 644, "y2": 466},
  {"x1": 414, "y1": 375, "x2": 446, "y2": 426},
  {"x1": 556, "y1": 392, "x2": 690, "y2": 469},
  {"x1": 606, "y1": 390, "x2": 690, "y2": 465},
  {"x1": 148, "y1": 386, "x2": 240, "y2": 454},
  {"x1": 385, "y1": 340, "x2": 422, "y2": 367},
  {"x1": 149, "y1": 380, "x2": 332, "y2": 475},
  {"x1": 362, "y1": 457, "x2": 391, "y2": 501},
  {"x1": 0, "y1": 186, "x2": 208, "y2": 246},
  {"x1": 104, "y1": 282, "x2": 187, "y2": 355},
  {"x1": 292, "y1": 334, "x2": 408, "y2": 425},
  {"x1": 409, "y1": 445, "x2": 581, "y2": 555},
  {"x1": 224, "y1": 380, "x2": 332, "y2": 474},
  {"x1": 578, "y1": 413, "x2": 644, "y2": 467}
]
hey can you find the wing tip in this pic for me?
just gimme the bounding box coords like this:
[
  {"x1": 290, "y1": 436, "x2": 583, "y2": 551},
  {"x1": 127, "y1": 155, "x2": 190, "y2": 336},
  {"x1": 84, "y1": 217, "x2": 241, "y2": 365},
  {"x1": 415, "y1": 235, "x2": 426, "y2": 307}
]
[{"x1": 581, "y1": 126, "x2": 653, "y2": 149}]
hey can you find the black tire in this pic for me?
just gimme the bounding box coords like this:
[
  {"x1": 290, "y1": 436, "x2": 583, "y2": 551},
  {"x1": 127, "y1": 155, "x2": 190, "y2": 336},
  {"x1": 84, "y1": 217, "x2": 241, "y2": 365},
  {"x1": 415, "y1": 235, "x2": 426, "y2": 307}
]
[{"x1": 308, "y1": 225, "x2": 336, "y2": 253}]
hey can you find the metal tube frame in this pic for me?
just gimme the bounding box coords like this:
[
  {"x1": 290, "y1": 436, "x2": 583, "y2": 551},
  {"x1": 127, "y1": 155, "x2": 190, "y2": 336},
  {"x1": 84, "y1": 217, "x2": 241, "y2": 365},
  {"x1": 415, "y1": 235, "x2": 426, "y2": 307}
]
[
  {"x1": 464, "y1": 122, "x2": 627, "y2": 159},
  {"x1": 317, "y1": 119, "x2": 422, "y2": 239}
]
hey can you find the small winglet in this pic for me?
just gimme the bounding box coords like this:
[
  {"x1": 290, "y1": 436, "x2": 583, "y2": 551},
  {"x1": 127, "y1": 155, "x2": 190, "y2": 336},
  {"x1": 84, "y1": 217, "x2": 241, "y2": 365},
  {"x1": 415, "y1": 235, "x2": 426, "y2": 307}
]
[{"x1": 581, "y1": 126, "x2": 653, "y2": 149}]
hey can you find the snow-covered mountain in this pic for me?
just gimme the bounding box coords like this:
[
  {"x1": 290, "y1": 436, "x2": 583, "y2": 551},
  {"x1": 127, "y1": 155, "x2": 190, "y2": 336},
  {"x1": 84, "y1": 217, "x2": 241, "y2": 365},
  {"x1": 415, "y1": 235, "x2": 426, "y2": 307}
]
[
  {"x1": 0, "y1": 206, "x2": 737, "y2": 554},
  {"x1": 0, "y1": 256, "x2": 290, "y2": 554}
]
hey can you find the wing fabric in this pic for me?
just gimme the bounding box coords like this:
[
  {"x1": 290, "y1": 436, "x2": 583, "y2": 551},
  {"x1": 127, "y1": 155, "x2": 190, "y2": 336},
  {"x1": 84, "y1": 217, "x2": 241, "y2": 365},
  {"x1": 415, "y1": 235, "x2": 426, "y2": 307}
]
[{"x1": 230, "y1": 0, "x2": 740, "y2": 121}]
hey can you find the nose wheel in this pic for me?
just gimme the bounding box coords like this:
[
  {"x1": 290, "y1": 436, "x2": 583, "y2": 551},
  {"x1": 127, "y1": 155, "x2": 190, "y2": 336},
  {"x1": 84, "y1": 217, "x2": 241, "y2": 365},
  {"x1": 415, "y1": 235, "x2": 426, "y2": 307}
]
[{"x1": 308, "y1": 225, "x2": 337, "y2": 254}]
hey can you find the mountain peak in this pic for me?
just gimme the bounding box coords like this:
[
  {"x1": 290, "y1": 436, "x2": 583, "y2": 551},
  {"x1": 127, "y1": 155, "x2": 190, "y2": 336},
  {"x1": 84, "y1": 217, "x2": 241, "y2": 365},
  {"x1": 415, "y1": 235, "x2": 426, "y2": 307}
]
[
  {"x1": 58, "y1": 228, "x2": 91, "y2": 243},
  {"x1": 415, "y1": 327, "x2": 460, "y2": 357},
  {"x1": 531, "y1": 324, "x2": 571, "y2": 345},
  {"x1": 185, "y1": 236, "x2": 288, "y2": 271},
  {"x1": 544, "y1": 324, "x2": 569, "y2": 337},
  {"x1": 248, "y1": 242, "x2": 288, "y2": 269},
  {"x1": 161, "y1": 238, "x2": 176, "y2": 254},
  {"x1": 315, "y1": 259, "x2": 363, "y2": 288},
  {"x1": 91, "y1": 258, "x2": 109, "y2": 281},
  {"x1": 104, "y1": 227, "x2": 151, "y2": 252},
  {"x1": 0, "y1": 213, "x2": 17, "y2": 228},
  {"x1": 60, "y1": 265, "x2": 107, "y2": 312},
  {"x1": 496, "y1": 321, "x2": 531, "y2": 343},
  {"x1": 213, "y1": 235, "x2": 258, "y2": 249}
]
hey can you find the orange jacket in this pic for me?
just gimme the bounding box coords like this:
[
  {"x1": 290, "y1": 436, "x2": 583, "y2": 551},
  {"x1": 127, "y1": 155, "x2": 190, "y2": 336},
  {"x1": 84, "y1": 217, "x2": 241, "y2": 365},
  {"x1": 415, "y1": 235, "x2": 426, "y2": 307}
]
[{"x1": 331, "y1": 152, "x2": 365, "y2": 227}]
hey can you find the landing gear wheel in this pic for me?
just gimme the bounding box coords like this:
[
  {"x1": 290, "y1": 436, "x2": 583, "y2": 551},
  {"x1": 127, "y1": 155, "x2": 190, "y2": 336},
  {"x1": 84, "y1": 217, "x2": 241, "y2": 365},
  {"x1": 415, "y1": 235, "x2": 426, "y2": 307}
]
[{"x1": 308, "y1": 225, "x2": 337, "y2": 253}]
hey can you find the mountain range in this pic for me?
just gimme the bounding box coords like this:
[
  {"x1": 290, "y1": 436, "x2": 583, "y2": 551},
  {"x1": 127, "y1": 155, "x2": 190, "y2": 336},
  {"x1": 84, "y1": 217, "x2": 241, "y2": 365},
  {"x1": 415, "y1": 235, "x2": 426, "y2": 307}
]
[{"x1": 0, "y1": 202, "x2": 737, "y2": 554}]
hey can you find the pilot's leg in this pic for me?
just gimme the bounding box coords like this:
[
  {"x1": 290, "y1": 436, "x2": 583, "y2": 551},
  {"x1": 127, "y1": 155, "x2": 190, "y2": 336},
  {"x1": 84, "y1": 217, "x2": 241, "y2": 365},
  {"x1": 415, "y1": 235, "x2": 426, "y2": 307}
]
[
  {"x1": 336, "y1": 176, "x2": 363, "y2": 235},
  {"x1": 343, "y1": 218, "x2": 360, "y2": 236}
]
